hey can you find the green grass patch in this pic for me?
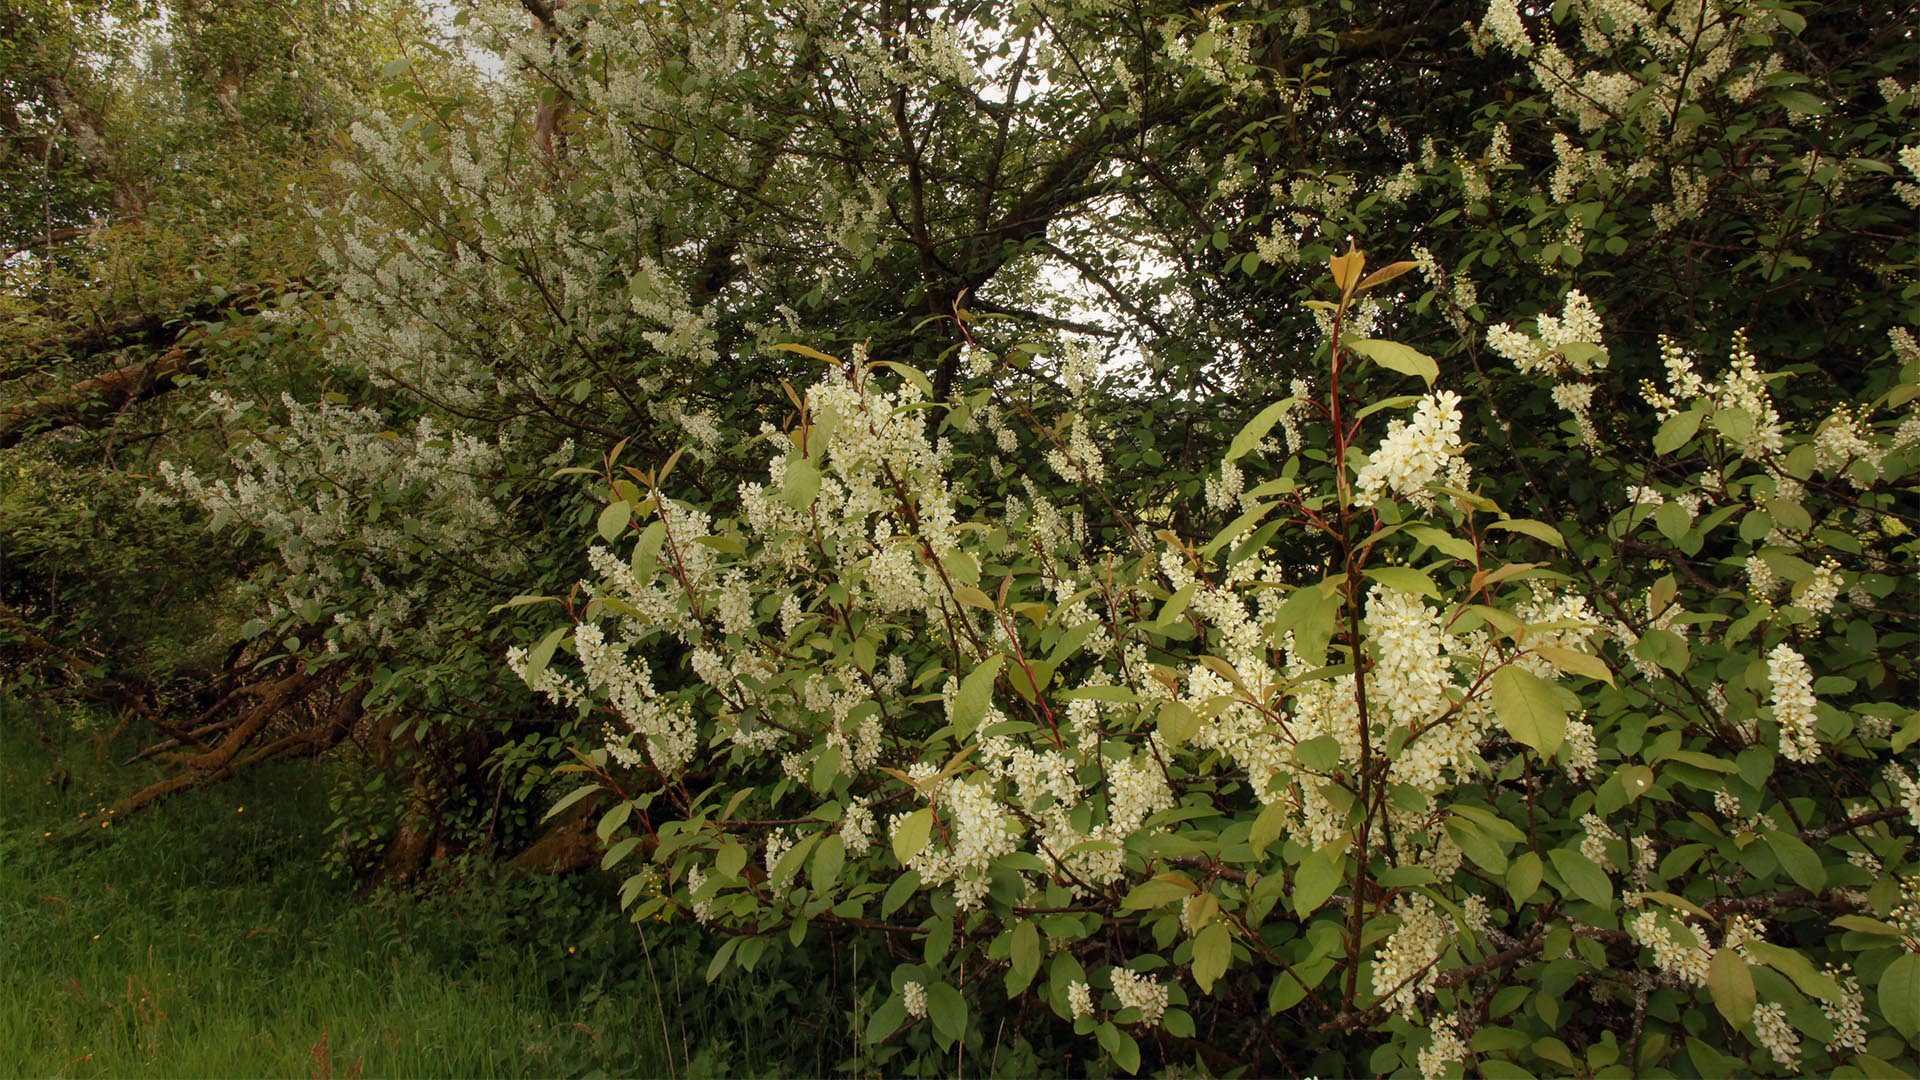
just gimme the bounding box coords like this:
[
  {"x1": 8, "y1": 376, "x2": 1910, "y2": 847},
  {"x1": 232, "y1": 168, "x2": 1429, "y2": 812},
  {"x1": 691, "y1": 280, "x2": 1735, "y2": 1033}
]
[{"x1": 0, "y1": 698, "x2": 854, "y2": 1078}]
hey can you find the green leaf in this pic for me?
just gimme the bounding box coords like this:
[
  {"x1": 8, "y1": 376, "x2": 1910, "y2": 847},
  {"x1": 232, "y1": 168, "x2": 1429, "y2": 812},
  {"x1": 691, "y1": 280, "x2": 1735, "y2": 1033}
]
[
  {"x1": 1249, "y1": 801, "x2": 1288, "y2": 856},
  {"x1": 772, "y1": 341, "x2": 841, "y2": 365},
  {"x1": 1709, "y1": 948, "x2": 1756, "y2": 1027},
  {"x1": 865, "y1": 995, "x2": 908, "y2": 1043},
  {"x1": 1010, "y1": 920, "x2": 1042, "y2": 988},
  {"x1": 1059, "y1": 685, "x2": 1142, "y2": 703},
  {"x1": 1446, "y1": 817, "x2": 1509, "y2": 875},
  {"x1": 951, "y1": 655, "x2": 1003, "y2": 737},
  {"x1": 811, "y1": 834, "x2": 845, "y2": 892},
  {"x1": 1654, "y1": 502, "x2": 1692, "y2": 544},
  {"x1": 705, "y1": 937, "x2": 741, "y2": 982},
  {"x1": 1122, "y1": 873, "x2": 1199, "y2": 910},
  {"x1": 1270, "y1": 582, "x2": 1336, "y2": 664},
  {"x1": 782, "y1": 457, "x2": 821, "y2": 510},
  {"x1": 1049, "y1": 620, "x2": 1100, "y2": 664},
  {"x1": 1158, "y1": 700, "x2": 1201, "y2": 745},
  {"x1": 1492, "y1": 666, "x2": 1568, "y2": 757},
  {"x1": 630, "y1": 521, "x2": 667, "y2": 582},
  {"x1": 1156, "y1": 582, "x2": 1198, "y2": 627},
  {"x1": 1761, "y1": 831, "x2": 1826, "y2": 894},
  {"x1": 1294, "y1": 734, "x2": 1341, "y2": 772},
  {"x1": 1365, "y1": 565, "x2": 1440, "y2": 599},
  {"x1": 1107, "y1": 1026, "x2": 1141, "y2": 1075},
  {"x1": 715, "y1": 840, "x2": 748, "y2": 879},
  {"x1": 1653, "y1": 408, "x2": 1703, "y2": 455},
  {"x1": 1486, "y1": 518, "x2": 1565, "y2": 548},
  {"x1": 1506, "y1": 850, "x2": 1543, "y2": 904},
  {"x1": 881, "y1": 870, "x2": 920, "y2": 916},
  {"x1": 1192, "y1": 923, "x2": 1232, "y2": 993},
  {"x1": 597, "y1": 500, "x2": 630, "y2": 543},
  {"x1": 927, "y1": 982, "x2": 967, "y2": 1043},
  {"x1": 596, "y1": 800, "x2": 633, "y2": 843},
  {"x1": 543, "y1": 782, "x2": 599, "y2": 823},
  {"x1": 1293, "y1": 850, "x2": 1343, "y2": 915},
  {"x1": 524, "y1": 625, "x2": 569, "y2": 682},
  {"x1": 1406, "y1": 525, "x2": 1477, "y2": 562},
  {"x1": 1745, "y1": 940, "x2": 1841, "y2": 1003},
  {"x1": 873, "y1": 360, "x2": 934, "y2": 398},
  {"x1": 1547, "y1": 847, "x2": 1613, "y2": 906},
  {"x1": 892, "y1": 807, "x2": 934, "y2": 864},
  {"x1": 1771, "y1": 88, "x2": 1827, "y2": 115},
  {"x1": 1533, "y1": 645, "x2": 1612, "y2": 685},
  {"x1": 1226, "y1": 398, "x2": 1299, "y2": 462},
  {"x1": 1880, "y1": 953, "x2": 1920, "y2": 1043},
  {"x1": 1633, "y1": 628, "x2": 1690, "y2": 673},
  {"x1": 1345, "y1": 338, "x2": 1438, "y2": 385},
  {"x1": 601, "y1": 834, "x2": 641, "y2": 869}
]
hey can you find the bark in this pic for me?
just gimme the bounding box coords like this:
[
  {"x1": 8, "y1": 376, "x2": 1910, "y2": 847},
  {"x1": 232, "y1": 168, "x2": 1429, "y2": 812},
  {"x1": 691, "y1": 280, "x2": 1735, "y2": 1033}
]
[
  {"x1": 382, "y1": 768, "x2": 440, "y2": 882},
  {"x1": 0, "y1": 345, "x2": 200, "y2": 448},
  {"x1": 523, "y1": 0, "x2": 571, "y2": 160},
  {"x1": 2, "y1": 225, "x2": 91, "y2": 262},
  {"x1": 42, "y1": 74, "x2": 139, "y2": 214}
]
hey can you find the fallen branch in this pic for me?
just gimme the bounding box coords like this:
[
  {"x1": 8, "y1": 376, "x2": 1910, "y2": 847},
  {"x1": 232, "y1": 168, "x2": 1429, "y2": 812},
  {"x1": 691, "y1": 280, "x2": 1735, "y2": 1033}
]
[
  {"x1": 0, "y1": 345, "x2": 201, "y2": 448},
  {"x1": 97, "y1": 671, "x2": 318, "y2": 821}
]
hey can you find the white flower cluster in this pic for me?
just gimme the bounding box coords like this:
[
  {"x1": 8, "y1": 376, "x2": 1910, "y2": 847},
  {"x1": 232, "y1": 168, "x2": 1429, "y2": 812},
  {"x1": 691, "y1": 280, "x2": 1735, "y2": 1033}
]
[
  {"x1": 1627, "y1": 910, "x2": 1712, "y2": 986},
  {"x1": 1562, "y1": 719, "x2": 1599, "y2": 781},
  {"x1": 1823, "y1": 965, "x2": 1868, "y2": 1054},
  {"x1": 1745, "y1": 554, "x2": 1780, "y2": 602},
  {"x1": 1898, "y1": 144, "x2": 1920, "y2": 209},
  {"x1": 1067, "y1": 980, "x2": 1094, "y2": 1021},
  {"x1": 1752, "y1": 1001, "x2": 1801, "y2": 1072},
  {"x1": 1767, "y1": 643, "x2": 1820, "y2": 764},
  {"x1": 1418, "y1": 1015, "x2": 1467, "y2": 1080},
  {"x1": 1579, "y1": 813, "x2": 1618, "y2": 871},
  {"x1": 1371, "y1": 894, "x2": 1453, "y2": 1016},
  {"x1": 1889, "y1": 766, "x2": 1920, "y2": 831},
  {"x1": 1795, "y1": 558, "x2": 1842, "y2": 617},
  {"x1": 1482, "y1": 0, "x2": 1770, "y2": 136},
  {"x1": 159, "y1": 398, "x2": 519, "y2": 655},
  {"x1": 1109, "y1": 967, "x2": 1169, "y2": 1027},
  {"x1": 1641, "y1": 332, "x2": 1782, "y2": 456},
  {"x1": 1354, "y1": 391, "x2": 1468, "y2": 508},
  {"x1": 902, "y1": 981, "x2": 928, "y2": 1020},
  {"x1": 893, "y1": 772, "x2": 1017, "y2": 910}
]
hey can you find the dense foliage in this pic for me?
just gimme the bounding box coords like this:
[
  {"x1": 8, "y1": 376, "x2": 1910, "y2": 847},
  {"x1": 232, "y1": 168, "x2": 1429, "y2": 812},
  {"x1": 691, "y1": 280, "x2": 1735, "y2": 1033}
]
[{"x1": 5, "y1": 0, "x2": 1919, "y2": 1075}]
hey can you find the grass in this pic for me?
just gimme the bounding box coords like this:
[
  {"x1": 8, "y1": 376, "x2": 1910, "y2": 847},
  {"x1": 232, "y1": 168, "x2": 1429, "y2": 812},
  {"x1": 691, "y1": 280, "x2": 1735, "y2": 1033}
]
[{"x1": 0, "y1": 697, "x2": 854, "y2": 1078}]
